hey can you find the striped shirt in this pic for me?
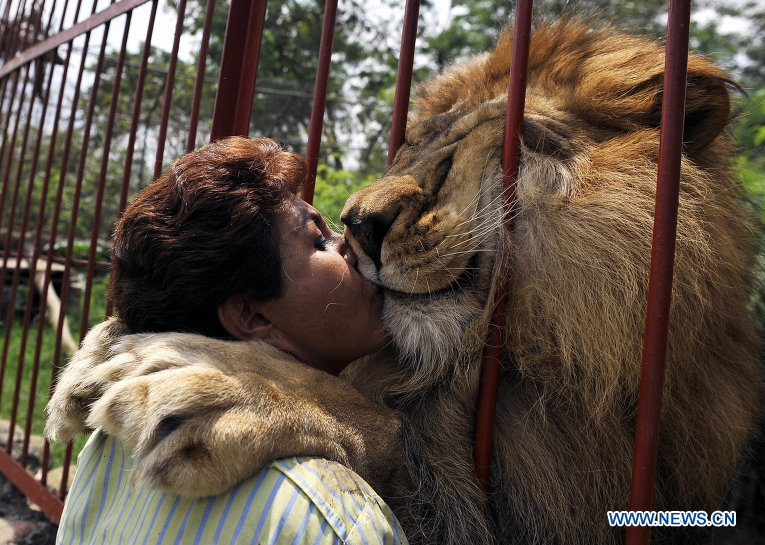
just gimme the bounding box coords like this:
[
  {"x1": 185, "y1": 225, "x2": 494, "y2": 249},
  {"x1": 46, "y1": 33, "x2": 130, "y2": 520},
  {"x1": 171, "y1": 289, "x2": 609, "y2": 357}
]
[{"x1": 57, "y1": 430, "x2": 408, "y2": 545}]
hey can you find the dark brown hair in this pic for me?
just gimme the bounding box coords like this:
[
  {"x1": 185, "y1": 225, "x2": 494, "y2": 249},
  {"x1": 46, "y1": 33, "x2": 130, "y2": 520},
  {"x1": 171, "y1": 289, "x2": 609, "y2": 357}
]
[{"x1": 109, "y1": 137, "x2": 305, "y2": 336}]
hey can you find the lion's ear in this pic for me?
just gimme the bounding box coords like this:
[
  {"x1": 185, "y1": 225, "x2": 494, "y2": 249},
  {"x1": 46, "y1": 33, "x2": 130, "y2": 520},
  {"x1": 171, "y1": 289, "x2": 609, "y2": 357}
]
[
  {"x1": 575, "y1": 55, "x2": 733, "y2": 154},
  {"x1": 642, "y1": 68, "x2": 733, "y2": 154},
  {"x1": 678, "y1": 71, "x2": 733, "y2": 153}
]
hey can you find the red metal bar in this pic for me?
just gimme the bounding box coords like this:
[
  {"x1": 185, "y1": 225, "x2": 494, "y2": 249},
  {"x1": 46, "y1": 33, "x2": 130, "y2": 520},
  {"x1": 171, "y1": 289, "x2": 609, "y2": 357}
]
[
  {"x1": 0, "y1": 0, "x2": 28, "y2": 62},
  {"x1": 106, "y1": 0, "x2": 157, "y2": 317},
  {"x1": 472, "y1": 0, "x2": 533, "y2": 494},
  {"x1": 210, "y1": 0, "x2": 267, "y2": 140},
  {"x1": 1, "y1": 0, "x2": 64, "y2": 437},
  {"x1": 301, "y1": 0, "x2": 338, "y2": 205},
  {"x1": 37, "y1": 0, "x2": 97, "y2": 488},
  {"x1": 4, "y1": 57, "x2": 53, "y2": 457},
  {"x1": 0, "y1": 65, "x2": 30, "y2": 289},
  {"x1": 0, "y1": 449, "x2": 63, "y2": 523},
  {"x1": 152, "y1": 0, "x2": 186, "y2": 179},
  {"x1": 25, "y1": 0, "x2": 82, "y2": 477},
  {"x1": 625, "y1": 2, "x2": 691, "y2": 544},
  {"x1": 186, "y1": 0, "x2": 216, "y2": 152},
  {"x1": 0, "y1": 66, "x2": 34, "y2": 408},
  {"x1": 51, "y1": 14, "x2": 112, "y2": 498},
  {"x1": 79, "y1": 10, "x2": 130, "y2": 350},
  {"x1": 0, "y1": 0, "x2": 151, "y2": 78},
  {"x1": 19, "y1": 1, "x2": 63, "y2": 470},
  {"x1": 387, "y1": 0, "x2": 419, "y2": 167},
  {"x1": 0, "y1": 76, "x2": 12, "y2": 141},
  {"x1": 43, "y1": 0, "x2": 60, "y2": 35},
  {"x1": 0, "y1": 79, "x2": 19, "y2": 221},
  {"x1": 0, "y1": 42, "x2": 31, "y2": 230}
]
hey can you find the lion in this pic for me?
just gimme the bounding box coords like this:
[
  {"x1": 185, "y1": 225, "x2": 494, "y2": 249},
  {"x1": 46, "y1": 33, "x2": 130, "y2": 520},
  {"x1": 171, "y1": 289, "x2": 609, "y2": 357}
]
[{"x1": 47, "y1": 20, "x2": 761, "y2": 545}]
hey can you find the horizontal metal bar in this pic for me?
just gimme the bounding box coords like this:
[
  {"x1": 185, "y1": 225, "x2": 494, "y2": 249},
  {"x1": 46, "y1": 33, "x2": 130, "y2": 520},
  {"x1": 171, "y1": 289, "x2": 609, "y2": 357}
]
[
  {"x1": 0, "y1": 449, "x2": 64, "y2": 524},
  {"x1": 0, "y1": 0, "x2": 151, "y2": 78},
  {"x1": 2, "y1": 254, "x2": 111, "y2": 269}
]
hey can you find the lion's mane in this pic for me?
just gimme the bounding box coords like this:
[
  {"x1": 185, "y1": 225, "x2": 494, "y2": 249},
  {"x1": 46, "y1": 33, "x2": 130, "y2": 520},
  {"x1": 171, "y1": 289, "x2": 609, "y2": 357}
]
[{"x1": 342, "y1": 20, "x2": 762, "y2": 545}]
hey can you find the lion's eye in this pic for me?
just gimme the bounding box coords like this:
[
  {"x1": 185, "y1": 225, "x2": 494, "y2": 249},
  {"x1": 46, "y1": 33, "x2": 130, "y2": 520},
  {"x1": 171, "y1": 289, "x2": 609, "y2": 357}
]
[{"x1": 522, "y1": 117, "x2": 573, "y2": 159}]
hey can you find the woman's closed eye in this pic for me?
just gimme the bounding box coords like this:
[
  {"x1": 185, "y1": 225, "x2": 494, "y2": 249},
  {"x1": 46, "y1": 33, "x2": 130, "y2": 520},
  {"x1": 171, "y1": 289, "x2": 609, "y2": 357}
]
[{"x1": 314, "y1": 235, "x2": 330, "y2": 251}]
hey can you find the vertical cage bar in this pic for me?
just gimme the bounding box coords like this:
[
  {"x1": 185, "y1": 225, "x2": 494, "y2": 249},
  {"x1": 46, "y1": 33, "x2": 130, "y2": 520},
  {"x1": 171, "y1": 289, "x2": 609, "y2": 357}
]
[
  {"x1": 79, "y1": 10, "x2": 130, "y2": 347},
  {"x1": 1, "y1": 0, "x2": 62, "y2": 437},
  {"x1": 1, "y1": 0, "x2": 28, "y2": 61},
  {"x1": 4, "y1": 55, "x2": 50, "y2": 455},
  {"x1": 52, "y1": 14, "x2": 111, "y2": 498},
  {"x1": 0, "y1": 65, "x2": 34, "y2": 409},
  {"x1": 106, "y1": 0, "x2": 157, "y2": 317},
  {"x1": 20, "y1": 34, "x2": 62, "y2": 467},
  {"x1": 27, "y1": 0, "x2": 83, "y2": 485},
  {"x1": 472, "y1": 0, "x2": 533, "y2": 493},
  {"x1": 387, "y1": 0, "x2": 419, "y2": 167},
  {"x1": 210, "y1": 0, "x2": 267, "y2": 141},
  {"x1": 0, "y1": 71, "x2": 21, "y2": 177},
  {"x1": 625, "y1": 1, "x2": 691, "y2": 544},
  {"x1": 38, "y1": 0, "x2": 97, "y2": 488},
  {"x1": 0, "y1": 36, "x2": 31, "y2": 232},
  {"x1": 152, "y1": 0, "x2": 186, "y2": 179},
  {"x1": 186, "y1": 0, "x2": 215, "y2": 152},
  {"x1": 301, "y1": 0, "x2": 337, "y2": 206}
]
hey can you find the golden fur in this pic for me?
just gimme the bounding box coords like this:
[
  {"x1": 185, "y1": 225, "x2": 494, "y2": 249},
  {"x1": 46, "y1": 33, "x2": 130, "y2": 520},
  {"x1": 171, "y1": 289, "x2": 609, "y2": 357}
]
[
  {"x1": 47, "y1": 21, "x2": 761, "y2": 545},
  {"x1": 46, "y1": 318, "x2": 406, "y2": 500}
]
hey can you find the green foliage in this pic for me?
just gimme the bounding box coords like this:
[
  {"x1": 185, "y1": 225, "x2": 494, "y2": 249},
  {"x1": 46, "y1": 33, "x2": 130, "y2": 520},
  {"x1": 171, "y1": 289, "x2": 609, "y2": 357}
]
[{"x1": 0, "y1": 274, "x2": 110, "y2": 468}]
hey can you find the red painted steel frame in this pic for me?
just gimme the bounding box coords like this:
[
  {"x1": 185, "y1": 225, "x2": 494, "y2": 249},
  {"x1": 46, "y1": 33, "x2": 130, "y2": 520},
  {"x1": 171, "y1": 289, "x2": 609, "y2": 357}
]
[
  {"x1": 52, "y1": 10, "x2": 113, "y2": 499},
  {"x1": 387, "y1": 0, "x2": 419, "y2": 166},
  {"x1": 210, "y1": 0, "x2": 267, "y2": 140},
  {"x1": 153, "y1": 0, "x2": 187, "y2": 179},
  {"x1": 0, "y1": 450, "x2": 64, "y2": 524},
  {"x1": 80, "y1": 11, "x2": 131, "y2": 339},
  {"x1": 0, "y1": 0, "x2": 151, "y2": 78},
  {"x1": 186, "y1": 0, "x2": 216, "y2": 152},
  {"x1": 625, "y1": 1, "x2": 691, "y2": 544},
  {"x1": 301, "y1": 0, "x2": 338, "y2": 205},
  {"x1": 472, "y1": 0, "x2": 533, "y2": 494}
]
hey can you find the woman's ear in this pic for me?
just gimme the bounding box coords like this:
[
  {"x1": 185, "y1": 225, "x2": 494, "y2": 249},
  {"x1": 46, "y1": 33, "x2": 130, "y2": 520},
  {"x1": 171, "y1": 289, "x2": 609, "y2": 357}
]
[
  {"x1": 217, "y1": 295, "x2": 272, "y2": 341},
  {"x1": 217, "y1": 296, "x2": 303, "y2": 358}
]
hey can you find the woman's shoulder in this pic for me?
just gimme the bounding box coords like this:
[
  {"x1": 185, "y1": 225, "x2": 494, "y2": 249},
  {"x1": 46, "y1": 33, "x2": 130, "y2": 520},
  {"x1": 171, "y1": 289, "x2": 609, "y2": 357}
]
[
  {"x1": 266, "y1": 456, "x2": 407, "y2": 543},
  {"x1": 62, "y1": 431, "x2": 407, "y2": 544}
]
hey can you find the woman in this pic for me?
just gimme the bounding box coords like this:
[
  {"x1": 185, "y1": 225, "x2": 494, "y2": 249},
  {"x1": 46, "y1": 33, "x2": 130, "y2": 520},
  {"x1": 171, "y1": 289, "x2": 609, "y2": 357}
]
[{"x1": 51, "y1": 137, "x2": 407, "y2": 545}]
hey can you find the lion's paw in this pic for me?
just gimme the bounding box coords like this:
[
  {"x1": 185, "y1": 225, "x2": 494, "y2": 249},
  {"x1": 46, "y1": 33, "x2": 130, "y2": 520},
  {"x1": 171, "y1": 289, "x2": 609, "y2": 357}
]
[
  {"x1": 45, "y1": 318, "x2": 130, "y2": 442},
  {"x1": 87, "y1": 366, "x2": 267, "y2": 497},
  {"x1": 46, "y1": 322, "x2": 233, "y2": 444}
]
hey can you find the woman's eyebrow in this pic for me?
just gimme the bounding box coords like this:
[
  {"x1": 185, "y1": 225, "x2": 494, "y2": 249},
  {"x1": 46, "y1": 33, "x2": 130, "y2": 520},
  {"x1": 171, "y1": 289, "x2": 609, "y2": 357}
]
[{"x1": 297, "y1": 207, "x2": 322, "y2": 232}]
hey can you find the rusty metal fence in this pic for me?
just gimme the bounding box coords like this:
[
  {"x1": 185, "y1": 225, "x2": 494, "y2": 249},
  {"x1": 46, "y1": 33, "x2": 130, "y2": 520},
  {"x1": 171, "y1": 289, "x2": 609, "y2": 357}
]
[
  {"x1": 0, "y1": 0, "x2": 414, "y2": 524},
  {"x1": 0, "y1": 0, "x2": 689, "y2": 543},
  {"x1": 0, "y1": 0, "x2": 250, "y2": 522}
]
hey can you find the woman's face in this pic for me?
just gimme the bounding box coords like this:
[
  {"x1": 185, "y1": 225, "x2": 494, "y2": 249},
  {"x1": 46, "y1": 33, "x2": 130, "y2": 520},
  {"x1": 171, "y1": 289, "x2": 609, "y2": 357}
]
[{"x1": 256, "y1": 196, "x2": 388, "y2": 374}]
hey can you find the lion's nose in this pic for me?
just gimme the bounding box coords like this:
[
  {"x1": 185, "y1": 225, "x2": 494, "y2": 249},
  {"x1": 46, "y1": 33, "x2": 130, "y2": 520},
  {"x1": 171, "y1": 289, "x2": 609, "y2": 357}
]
[
  {"x1": 341, "y1": 208, "x2": 394, "y2": 270},
  {"x1": 340, "y1": 190, "x2": 401, "y2": 269},
  {"x1": 342, "y1": 175, "x2": 423, "y2": 270}
]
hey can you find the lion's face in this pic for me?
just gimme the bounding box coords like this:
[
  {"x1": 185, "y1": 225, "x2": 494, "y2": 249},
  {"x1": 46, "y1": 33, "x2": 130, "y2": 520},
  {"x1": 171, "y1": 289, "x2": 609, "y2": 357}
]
[
  {"x1": 342, "y1": 102, "x2": 506, "y2": 373},
  {"x1": 342, "y1": 21, "x2": 734, "y2": 380}
]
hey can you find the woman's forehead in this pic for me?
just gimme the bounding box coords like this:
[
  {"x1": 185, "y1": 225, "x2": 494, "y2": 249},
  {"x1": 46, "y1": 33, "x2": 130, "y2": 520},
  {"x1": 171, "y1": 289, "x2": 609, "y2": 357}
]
[{"x1": 279, "y1": 196, "x2": 320, "y2": 235}]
